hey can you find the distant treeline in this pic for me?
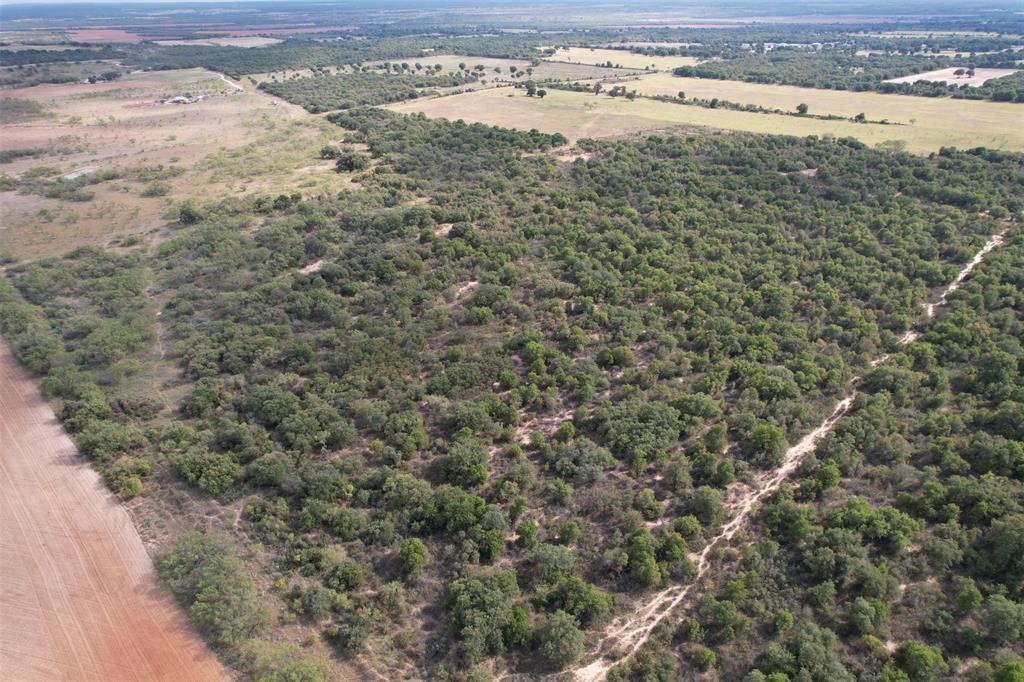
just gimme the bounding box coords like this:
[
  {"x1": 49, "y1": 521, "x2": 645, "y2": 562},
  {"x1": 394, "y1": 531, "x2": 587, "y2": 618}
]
[
  {"x1": 0, "y1": 47, "x2": 124, "y2": 67},
  {"x1": 125, "y1": 36, "x2": 551, "y2": 78}
]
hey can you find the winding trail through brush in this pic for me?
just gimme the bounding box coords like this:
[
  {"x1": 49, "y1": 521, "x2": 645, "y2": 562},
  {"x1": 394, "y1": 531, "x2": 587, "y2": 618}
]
[
  {"x1": 218, "y1": 72, "x2": 244, "y2": 92},
  {"x1": 573, "y1": 228, "x2": 1009, "y2": 682}
]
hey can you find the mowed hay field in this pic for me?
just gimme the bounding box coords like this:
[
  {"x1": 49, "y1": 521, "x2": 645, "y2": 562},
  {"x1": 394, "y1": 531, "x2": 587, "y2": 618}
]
[
  {"x1": 631, "y1": 73, "x2": 1024, "y2": 150},
  {"x1": 0, "y1": 69, "x2": 354, "y2": 258},
  {"x1": 545, "y1": 47, "x2": 702, "y2": 71},
  {"x1": 388, "y1": 86, "x2": 1024, "y2": 152}
]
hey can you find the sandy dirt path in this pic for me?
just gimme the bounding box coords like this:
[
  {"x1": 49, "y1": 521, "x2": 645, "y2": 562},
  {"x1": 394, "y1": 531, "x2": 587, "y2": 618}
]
[
  {"x1": 0, "y1": 341, "x2": 227, "y2": 682},
  {"x1": 572, "y1": 228, "x2": 1009, "y2": 682}
]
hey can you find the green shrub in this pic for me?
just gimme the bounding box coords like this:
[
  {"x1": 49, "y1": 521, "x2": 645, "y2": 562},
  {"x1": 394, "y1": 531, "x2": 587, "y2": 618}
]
[
  {"x1": 159, "y1": 533, "x2": 267, "y2": 648},
  {"x1": 535, "y1": 610, "x2": 584, "y2": 669}
]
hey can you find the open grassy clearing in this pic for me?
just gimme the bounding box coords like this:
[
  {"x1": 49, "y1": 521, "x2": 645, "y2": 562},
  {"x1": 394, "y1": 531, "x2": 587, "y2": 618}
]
[
  {"x1": 387, "y1": 85, "x2": 1024, "y2": 152},
  {"x1": 599, "y1": 41, "x2": 702, "y2": 49},
  {"x1": 244, "y1": 66, "x2": 348, "y2": 85},
  {"x1": 530, "y1": 60, "x2": 642, "y2": 80},
  {"x1": 153, "y1": 36, "x2": 283, "y2": 48},
  {"x1": 883, "y1": 67, "x2": 1019, "y2": 86},
  {"x1": 545, "y1": 46, "x2": 701, "y2": 70},
  {"x1": 628, "y1": 71, "x2": 1024, "y2": 138},
  {"x1": 856, "y1": 48, "x2": 1009, "y2": 58},
  {"x1": 365, "y1": 54, "x2": 640, "y2": 81},
  {"x1": 864, "y1": 30, "x2": 1019, "y2": 38},
  {"x1": 0, "y1": 69, "x2": 353, "y2": 259}
]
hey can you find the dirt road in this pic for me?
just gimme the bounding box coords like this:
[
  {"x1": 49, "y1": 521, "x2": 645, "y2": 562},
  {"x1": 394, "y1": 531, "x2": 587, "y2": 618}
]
[
  {"x1": 572, "y1": 228, "x2": 1009, "y2": 682},
  {"x1": 0, "y1": 341, "x2": 226, "y2": 681}
]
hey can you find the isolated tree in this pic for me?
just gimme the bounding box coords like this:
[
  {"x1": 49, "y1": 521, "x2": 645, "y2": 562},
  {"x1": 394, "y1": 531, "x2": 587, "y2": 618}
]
[
  {"x1": 178, "y1": 201, "x2": 202, "y2": 225},
  {"x1": 895, "y1": 641, "x2": 947, "y2": 681},
  {"x1": 982, "y1": 594, "x2": 1024, "y2": 644},
  {"x1": 797, "y1": 102, "x2": 809, "y2": 114},
  {"x1": 398, "y1": 538, "x2": 428, "y2": 581},
  {"x1": 535, "y1": 610, "x2": 585, "y2": 669},
  {"x1": 537, "y1": 89, "x2": 547, "y2": 98},
  {"x1": 542, "y1": 575, "x2": 612, "y2": 625},
  {"x1": 335, "y1": 152, "x2": 368, "y2": 172},
  {"x1": 448, "y1": 568, "x2": 529, "y2": 663},
  {"x1": 526, "y1": 82, "x2": 537, "y2": 97},
  {"x1": 693, "y1": 646, "x2": 716, "y2": 671},
  {"x1": 750, "y1": 422, "x2": 786, "y2": 467},
  {"x1": 438, "y1": 439, "x2": 489, "y2": 487}
]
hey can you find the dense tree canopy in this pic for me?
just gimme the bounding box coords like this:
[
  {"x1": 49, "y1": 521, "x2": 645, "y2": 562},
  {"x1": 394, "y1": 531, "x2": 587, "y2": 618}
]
[{"x1": 2, "y1": 99, "x2": 1021, "y2": 678}]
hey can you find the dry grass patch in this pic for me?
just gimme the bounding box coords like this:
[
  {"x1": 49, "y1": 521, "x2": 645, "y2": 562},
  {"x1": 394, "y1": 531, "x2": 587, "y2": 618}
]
[
  {"x1": 883, "y1": 67, "x2": 1018, "y2": 87},
  {"x1": 154, "y1": 36, "x2": 283, "y2": 48},
  {"x1": 545, "y1": 47, "x2": 701, "y2": 71},
  {"x1": 630, "y1": 72, "x2": 1024, "y2": 146},
  {"x1": 0, "y1": 69, "x2": 351, "y2": 259}
]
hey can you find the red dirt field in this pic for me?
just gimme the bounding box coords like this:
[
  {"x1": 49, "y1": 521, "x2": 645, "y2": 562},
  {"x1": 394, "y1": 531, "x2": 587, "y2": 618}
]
[
  {"x1": 67, "y1": 29, "x2": 143, "y2": 43},
  {"x1": 0, "y1": 341, "x2": 227, "y2": 682}
]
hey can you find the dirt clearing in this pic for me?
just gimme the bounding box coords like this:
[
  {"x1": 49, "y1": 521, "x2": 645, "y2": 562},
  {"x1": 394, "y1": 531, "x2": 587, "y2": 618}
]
[
  {"x1": 0, "y1": 340, "x2": 226, "y2": 681},
  {"x1": 66, "y1": 29, "x2": 143, "y2": 43}
]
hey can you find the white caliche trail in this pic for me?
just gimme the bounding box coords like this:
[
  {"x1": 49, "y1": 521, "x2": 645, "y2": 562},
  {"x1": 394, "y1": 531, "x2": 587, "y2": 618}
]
[
  {"x1": 219, "y1": 72, "x2": 244, "y2": 92},
  {"x1": 573, "y1": 228, "x2": 1008, "y2": 682}
]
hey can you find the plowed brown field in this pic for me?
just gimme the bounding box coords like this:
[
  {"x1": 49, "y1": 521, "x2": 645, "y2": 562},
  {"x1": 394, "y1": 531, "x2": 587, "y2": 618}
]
[{"x1": 0, "y1": 341, "x2": 226, "y2": 682}]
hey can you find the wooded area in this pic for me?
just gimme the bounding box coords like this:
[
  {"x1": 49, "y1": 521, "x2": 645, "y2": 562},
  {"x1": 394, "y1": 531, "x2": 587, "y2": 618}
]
[{"x1": 2, "y1": 108, "x2": 1020, "y2": 678}]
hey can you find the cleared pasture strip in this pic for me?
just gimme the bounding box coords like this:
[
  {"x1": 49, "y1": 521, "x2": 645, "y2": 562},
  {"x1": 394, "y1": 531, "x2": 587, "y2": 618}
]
[
  {"x1": 386, "y1": 86, "x2": 1024, "y2": 152},
  {"x1": 544, "y1": 47, "x2": 701, "y2": 71},
  {"x1": 363, "y1": 54, "x2": 639, "y2": 81},
  {"x1": 629, "y1": 72, "x2": 1024, "y2": 146},
  {"x1": 631, "y1": 72, "x2": 1023, "y2": 122}
]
